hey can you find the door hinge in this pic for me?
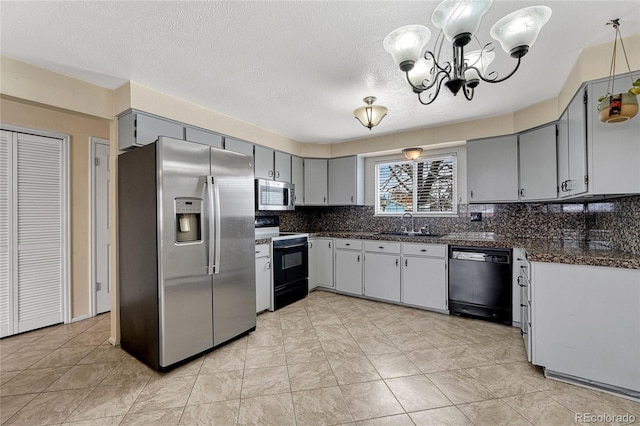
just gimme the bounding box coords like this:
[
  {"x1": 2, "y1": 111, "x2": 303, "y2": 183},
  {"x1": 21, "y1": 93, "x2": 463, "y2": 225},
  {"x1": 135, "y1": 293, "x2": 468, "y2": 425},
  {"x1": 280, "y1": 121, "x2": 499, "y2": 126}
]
[
  {"x1": 95, "y1": 157, "x2": 100, "y2": 166},
  {"x1": 584, "y1": 175, "x2": 589, "y2": 185},
  {"x1": 583, "y1": 90, "x2": 588, "y2": 105},
  {"x1": 96, "y1": 282, "x2": 102, "y2": 291}
]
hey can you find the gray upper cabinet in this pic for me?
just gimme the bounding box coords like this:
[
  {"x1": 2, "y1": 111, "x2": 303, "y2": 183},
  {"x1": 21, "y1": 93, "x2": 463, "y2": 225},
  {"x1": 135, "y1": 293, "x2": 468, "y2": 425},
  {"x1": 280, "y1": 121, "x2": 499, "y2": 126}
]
[
  {"x1": 291, "y1": 155, "x2": 304, "y2": 205},
  {"x1": 304, "y1": 158, "x2": 328, "y2": 205},
  {"x1": 466, "y1": 135, "x2": 519, "y2": 203},
  {"x1": 185, "y1": 126, "x2": 223, "y2": 148},
  {"x1": 518, "y1": 124, "x2": 558, "y2": 201},
  {"x1": 254, "y1": 145, "x2": 274, "y2": 179},
  {"x1": 224, "y1": 137, "x2": 254, "y2": 157},
  {"x1": 557, "y1": 87, "x2": 588, "y2": 198},
  {"x1": 255, "y1": 147, "x2": 291, "y2": 182},
  {"x1": 118, "y1": 110, "x2": 184, "y2": 150},
  {"x1": 328, "y1": 156, "x2": 364, "y2": 205},
  {"x1": 587, "y1": 74, "x2": 640, "y2": 195},
  {"x1": 274, "y1": 151, "x2": 291, "y2": 183}
]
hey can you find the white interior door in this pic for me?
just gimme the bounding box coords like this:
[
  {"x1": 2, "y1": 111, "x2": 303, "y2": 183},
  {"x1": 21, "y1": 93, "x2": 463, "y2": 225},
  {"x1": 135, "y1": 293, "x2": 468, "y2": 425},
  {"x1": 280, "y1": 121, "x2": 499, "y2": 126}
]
[
  {"x1": 16, "y1": 132, "x2": 64, "y2": 333},
  {"x1": 93, "y1": 139, "x2": 110, "y2": 314}
]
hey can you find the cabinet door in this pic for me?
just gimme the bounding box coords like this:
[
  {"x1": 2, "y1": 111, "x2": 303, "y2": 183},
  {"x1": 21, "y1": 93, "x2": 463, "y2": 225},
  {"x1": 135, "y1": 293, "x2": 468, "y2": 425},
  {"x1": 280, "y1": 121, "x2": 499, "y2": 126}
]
[
  {"x1": 291, "y1": 155, "x2": 304, "y2": 206},
  {"x1": 185, "y1": 127, "x2": 223, "y2": 148},
  {"x1": 335, "y1": 250, "x2": 363, "y2": 295},
  {"x1": 567, "y1": 88, "x2": 588, "y2": 196},
  {"x1": 254, "y1": 145, "x2": 274, "y2": 179},
  {"x1": 557, "y1": 109, "x2": 570, "y2": 196},
  {"x1": 519, "y1": 124, "x2": 557, "y2": 201},
  {"x1": 316, "y1": 238, "x2": 334, "y2": 288},
  {"x1": 466, "y1": 135, "x2": 519, "y2": 202},
  {"x1": 364, "y1": 253, "x2": 400, "y2": 302},
  {"x1": 255, "y1": 257, "x2": 271, "y2": 313},
  {"x1": 328, "y1": 156, "x2": 357, "y2": 205},
  {"x1": 119, "y1": 111, "x2": 184, "y2": 150},
  {"x1": 304, "y1": 159, "x2": 328, "y2": 205},
  {"x1": 308, "y1": 239, "x2": 318, "y2": 290},
  {"x1": 275, "y1": 151, "x2": 291, "y2": 183},
  {"x1": 402, "y1": 256, "x2": 446, "y2": 310},
  {"x1": 224, "y1": 137, "x2": 254, "y2": 157},
  {"x1": 588, "y1": 76, "x2": 640, "y2": 195}
]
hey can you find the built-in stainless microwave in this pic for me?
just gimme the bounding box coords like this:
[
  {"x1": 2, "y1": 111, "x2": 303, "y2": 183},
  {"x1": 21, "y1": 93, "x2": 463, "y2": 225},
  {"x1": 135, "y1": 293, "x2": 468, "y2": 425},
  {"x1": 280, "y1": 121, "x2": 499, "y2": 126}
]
[{"x1": 255, "y1": 178, "x2": 295, "y2": 211}]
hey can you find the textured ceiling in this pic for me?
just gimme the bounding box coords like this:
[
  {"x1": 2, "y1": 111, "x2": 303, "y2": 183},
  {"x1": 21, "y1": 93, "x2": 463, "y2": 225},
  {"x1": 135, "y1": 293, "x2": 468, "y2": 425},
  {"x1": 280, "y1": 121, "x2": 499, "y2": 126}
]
[{"x1": 1, "y1": 1, "x2": 639, "y2": 144}]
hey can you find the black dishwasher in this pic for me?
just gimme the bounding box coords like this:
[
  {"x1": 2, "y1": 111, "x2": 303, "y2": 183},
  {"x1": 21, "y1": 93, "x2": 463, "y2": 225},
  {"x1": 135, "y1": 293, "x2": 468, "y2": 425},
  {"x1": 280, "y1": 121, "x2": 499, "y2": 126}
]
[{"x1": 448, "y1": 246, "x2": 512, "y2": 325}]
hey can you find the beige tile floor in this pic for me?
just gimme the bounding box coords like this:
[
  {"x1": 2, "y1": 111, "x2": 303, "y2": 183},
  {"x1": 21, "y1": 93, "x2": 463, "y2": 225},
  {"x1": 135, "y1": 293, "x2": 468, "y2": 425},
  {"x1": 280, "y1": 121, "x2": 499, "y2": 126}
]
[{"x1": 1, "y1": 290, "x2": 639, "y2": 425}]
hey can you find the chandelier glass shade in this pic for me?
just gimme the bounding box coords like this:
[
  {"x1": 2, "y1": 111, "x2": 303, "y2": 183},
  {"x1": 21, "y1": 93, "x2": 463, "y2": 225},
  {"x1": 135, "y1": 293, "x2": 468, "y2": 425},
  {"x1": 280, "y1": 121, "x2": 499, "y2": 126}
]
[
  {"x1": 383, "y1": 0, "x2": 552, "y2": 105},
  {"x1": 402, "y1": 148, "x2": 423, "y2": 160},
  {"x1": 354, "y1": 96, "x2": 388, "y2": 130}
]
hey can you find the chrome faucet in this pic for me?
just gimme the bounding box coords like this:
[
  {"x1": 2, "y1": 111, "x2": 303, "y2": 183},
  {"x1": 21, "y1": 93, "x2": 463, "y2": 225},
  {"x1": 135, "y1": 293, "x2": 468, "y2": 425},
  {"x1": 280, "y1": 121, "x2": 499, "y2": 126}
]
[{"x1": 401, "y1": 212, "x2": 414, "y2": 234}]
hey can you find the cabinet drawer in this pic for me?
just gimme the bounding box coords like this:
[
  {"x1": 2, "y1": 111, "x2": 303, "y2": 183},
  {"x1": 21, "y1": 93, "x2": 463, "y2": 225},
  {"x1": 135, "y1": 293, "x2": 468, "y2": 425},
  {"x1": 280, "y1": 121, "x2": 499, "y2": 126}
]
[
  {"x1": 335, "y1": 239, "x2": 362, "y2": 250},
  {"x1": 255, "y1": 244, "x2": 270, "y2": 258},
  {"x1": 402, "y1": 243, "x2": 446, "y2": 258},
  {"x1": 364, "y1": 241, "x2": 401, "y2": 254}
]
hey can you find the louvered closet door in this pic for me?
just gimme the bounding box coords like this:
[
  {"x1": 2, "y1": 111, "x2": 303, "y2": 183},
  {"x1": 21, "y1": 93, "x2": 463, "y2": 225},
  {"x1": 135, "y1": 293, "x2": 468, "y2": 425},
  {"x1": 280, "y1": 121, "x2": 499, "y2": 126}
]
[
  {"x1": 0, "y1": 131, "x2": 12, "y2": 337},
  {"x1": 16, "y1": 132, "x2": 64, "y2": 333}
]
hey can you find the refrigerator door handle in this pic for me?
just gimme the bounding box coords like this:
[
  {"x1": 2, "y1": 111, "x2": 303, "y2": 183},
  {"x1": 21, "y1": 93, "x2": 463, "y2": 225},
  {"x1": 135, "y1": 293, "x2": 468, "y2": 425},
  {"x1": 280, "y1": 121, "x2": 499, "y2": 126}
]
[{"x1": 207, "y1": 175, "x2": 222, "y2": 275}]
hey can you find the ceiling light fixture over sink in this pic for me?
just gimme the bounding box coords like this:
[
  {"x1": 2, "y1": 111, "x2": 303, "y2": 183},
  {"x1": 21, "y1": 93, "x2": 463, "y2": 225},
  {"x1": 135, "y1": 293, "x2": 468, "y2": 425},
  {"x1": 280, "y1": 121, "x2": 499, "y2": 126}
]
[
  {"x1": 402, "y1": 147, "x2": 423, "y2": 160},
  {"x1": 354, "y1": 96, "x2": 388, "y2": 130},
  {"x1": 383, "y1": 0, "x2": 552, "y2": 105}
]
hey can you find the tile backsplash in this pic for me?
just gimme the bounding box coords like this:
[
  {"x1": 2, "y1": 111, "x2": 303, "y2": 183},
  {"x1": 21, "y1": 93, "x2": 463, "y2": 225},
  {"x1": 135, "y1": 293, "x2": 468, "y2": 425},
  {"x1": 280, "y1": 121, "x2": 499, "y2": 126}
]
[{"x1": 273, "y1": 195, "x2": 640, "y2": 256}]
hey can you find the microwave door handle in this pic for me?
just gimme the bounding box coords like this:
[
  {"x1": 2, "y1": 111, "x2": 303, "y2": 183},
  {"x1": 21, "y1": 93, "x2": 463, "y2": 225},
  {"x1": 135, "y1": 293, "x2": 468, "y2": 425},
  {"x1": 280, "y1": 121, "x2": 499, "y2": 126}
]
[{"x1": 206, "y1": 175, "x2": 222, "y2": 275}]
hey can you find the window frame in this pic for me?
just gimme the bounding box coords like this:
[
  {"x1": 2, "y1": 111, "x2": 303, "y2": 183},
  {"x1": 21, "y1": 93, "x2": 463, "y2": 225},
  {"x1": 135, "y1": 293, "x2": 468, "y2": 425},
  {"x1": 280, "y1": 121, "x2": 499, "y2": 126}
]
[{"x1": 374, "y1": 153, "x2": 458, "y2": 217}]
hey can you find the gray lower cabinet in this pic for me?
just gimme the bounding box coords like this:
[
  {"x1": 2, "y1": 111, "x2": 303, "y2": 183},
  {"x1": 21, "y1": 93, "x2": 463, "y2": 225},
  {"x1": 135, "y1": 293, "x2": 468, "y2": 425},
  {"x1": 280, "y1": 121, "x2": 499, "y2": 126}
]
[
  {"x1": 466, "y1": 135, "x2": 519, "y2": 202},
  {"x1": 291, "y1": 155, "x2": 304, "y2": 206},
  {"x1": 518, "y1": 123, "x2": 557, "y2": 201},
  {"x1": 308, "y1": 239, "x2": 318, "y2": 290},
  {"x1": 334, "y1": 240, "x2": 363, "y2": 296},
  {"x1": 315, "y1": 238, "x2": 334, "y2": 288},
  {"x1": 255, "y1": 244, "x2": 271, "y2": 313},
  {"x1": 304, "y1": 159, "x2": 328, "y2": 205},
  {"x1": 118, "y1": 110, "x2": 184, "y2": 150},
  {"x1": 401, "y1": 243, "x2": 447, "y2": 311}
]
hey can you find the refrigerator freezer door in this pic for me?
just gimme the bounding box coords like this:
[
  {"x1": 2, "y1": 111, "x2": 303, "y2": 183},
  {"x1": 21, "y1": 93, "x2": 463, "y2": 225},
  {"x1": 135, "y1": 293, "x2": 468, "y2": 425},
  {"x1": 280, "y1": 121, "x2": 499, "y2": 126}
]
[
  {"x1": 209, "y1": 147, "x2": 256, "y2": 346},
  {"x1": 157, "y1": 137, "x2": 213, "y2": 367}
]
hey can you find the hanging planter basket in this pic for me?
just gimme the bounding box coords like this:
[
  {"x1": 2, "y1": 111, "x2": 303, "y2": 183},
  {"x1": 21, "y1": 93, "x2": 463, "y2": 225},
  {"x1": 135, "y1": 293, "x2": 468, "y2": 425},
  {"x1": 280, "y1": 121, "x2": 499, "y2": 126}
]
[{"x1": 598, "y1": 92, "x2": 639, "y2": 123}]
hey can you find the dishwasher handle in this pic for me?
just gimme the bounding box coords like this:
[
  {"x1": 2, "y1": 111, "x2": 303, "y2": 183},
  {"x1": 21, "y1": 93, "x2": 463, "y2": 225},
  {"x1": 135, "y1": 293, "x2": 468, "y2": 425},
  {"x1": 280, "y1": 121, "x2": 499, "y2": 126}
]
[{"x1": 451, "y1": 250, "x2": 510, "y2": 264}]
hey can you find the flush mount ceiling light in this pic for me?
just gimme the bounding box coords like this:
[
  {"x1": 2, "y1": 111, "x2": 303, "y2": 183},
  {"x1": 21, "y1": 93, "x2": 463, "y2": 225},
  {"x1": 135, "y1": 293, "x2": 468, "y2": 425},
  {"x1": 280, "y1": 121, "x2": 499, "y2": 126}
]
[
  {"x1": 354, "y1": 96, "x2": 388, "y2": 130},
  {"x1": 402, "y1": 147, "x2": 423, "y2": 160},
  {"x1": 383, "y1": 0, "x2": 552, "y2": 105}
]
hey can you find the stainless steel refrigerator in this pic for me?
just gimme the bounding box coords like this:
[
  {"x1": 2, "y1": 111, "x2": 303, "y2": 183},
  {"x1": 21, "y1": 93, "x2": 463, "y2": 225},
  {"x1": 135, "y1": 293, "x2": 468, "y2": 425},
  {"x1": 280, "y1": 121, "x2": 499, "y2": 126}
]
[{"x1": 118, "y1": 136, "x2": 256, "y2": 371}]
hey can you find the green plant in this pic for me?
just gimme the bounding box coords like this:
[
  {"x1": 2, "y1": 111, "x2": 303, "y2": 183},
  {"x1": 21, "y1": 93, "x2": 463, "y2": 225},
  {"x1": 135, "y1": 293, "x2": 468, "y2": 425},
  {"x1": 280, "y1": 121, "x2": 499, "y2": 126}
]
[{"x1": 598, "y1": 78, "x2": 640, "y2": 102}]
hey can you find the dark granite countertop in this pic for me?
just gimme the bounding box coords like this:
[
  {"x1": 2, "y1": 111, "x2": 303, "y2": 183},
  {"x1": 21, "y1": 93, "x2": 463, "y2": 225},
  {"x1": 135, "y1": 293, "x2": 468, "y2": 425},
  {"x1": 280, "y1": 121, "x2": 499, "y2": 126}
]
[{"x1": 299, "y1": 231, "x2": 640, "y2": 270}]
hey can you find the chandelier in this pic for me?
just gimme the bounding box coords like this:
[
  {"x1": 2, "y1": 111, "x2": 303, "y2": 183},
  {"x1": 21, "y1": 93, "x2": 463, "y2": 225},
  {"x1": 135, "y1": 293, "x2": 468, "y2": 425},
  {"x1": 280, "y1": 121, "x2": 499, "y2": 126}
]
[{"x1": 383, "y1": 0, "x2": 552, "y2": 105}]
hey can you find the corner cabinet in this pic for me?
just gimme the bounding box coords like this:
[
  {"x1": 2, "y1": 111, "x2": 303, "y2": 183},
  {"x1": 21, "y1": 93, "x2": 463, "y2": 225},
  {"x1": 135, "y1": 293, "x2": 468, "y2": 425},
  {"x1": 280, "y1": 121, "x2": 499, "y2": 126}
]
[
  {"x1": 557, "y1": 87, "x2": 588, "y2": 198},
  {"x1": 587, "y1": 74, "x2": 640, "y2": 196},
  {"x1": 328, "y1": 156, "x2": 364, "y2": 205},
  {"x1": 518, "y1": 124, "x2": 558, "y2": 201},
  {"x1": 304, "y1": 159, "x2": 328, "y2": 205},
  {"x1": 291, "y1": 155, "x2": 304, "y2": 206},
  {"x1": 466, "y1": 135, "x2": 519, "y2": 202}
]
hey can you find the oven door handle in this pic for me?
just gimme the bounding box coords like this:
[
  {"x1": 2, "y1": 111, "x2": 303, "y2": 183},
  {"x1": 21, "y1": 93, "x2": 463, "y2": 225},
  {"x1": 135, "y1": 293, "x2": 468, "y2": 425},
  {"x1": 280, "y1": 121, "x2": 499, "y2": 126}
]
[{"x1": 273, "y1": 242, "x2": 308, "y2": 250}]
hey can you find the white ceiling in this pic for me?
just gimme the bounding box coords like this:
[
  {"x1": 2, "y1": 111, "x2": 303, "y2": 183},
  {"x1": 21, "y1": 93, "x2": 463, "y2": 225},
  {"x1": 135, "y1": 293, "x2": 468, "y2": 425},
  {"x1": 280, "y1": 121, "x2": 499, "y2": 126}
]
[{"x1": 1, "y1": 1, "x2": 639, "y2": 144}]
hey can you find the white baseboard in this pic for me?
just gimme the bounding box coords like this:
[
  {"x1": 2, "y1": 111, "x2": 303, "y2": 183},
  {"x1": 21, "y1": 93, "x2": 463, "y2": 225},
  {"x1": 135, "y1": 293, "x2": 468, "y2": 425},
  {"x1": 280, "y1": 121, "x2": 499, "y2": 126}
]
[
  {"x1": 108, "y1": 336, "x2": 120, "y2": 346},
  {"x1": 71, "y1": 314, "x2": 91, "y2": 323}
]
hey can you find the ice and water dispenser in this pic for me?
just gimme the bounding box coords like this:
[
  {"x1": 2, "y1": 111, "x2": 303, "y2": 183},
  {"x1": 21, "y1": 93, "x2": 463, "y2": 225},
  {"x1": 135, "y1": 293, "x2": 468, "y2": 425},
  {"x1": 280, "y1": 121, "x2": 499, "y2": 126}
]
[{"x1": 175, "y1": 198, "x2": 202, "y2": 243}]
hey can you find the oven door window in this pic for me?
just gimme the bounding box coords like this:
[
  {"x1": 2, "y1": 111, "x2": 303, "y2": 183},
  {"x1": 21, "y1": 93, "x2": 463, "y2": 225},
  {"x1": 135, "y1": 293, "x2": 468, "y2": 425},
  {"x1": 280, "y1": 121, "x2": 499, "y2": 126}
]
[{"x1": 273, "y1": 244, "x2": 308, "y2": 288}]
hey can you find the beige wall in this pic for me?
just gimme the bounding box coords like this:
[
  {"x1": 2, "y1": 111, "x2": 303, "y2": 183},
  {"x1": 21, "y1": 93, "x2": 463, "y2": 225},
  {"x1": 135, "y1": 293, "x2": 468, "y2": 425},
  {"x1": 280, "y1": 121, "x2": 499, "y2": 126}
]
[{"x1": 1, "y1": 96, "x2": 111, "y2": 319}]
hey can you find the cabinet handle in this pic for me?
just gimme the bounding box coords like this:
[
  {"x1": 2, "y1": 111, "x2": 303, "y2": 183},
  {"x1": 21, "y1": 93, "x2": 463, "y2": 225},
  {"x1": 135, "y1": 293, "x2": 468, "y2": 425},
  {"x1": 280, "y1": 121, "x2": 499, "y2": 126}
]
[
  {"x1": 323, "y1": 196, "x2": 326, "y2": 203},
  {"x1": 357, "y1": 255, "x2": 360, "y2": 262},
  {"x1": 470, "y1": 190, "x2": 474, "y2": 198},
  {"x1": 405, "y1": 259, "x2": 408, "y2": 267},
  {"x1": 520, "y1": 303, "x2": 527, "y2": 307},
  {"x1": 420, "y1": 249, "x2": 427, "y2": 252},
  {"x1": 395, "y1": 259, "x2": 399, "y2": 267},
  {"x1": 328, "y1": 242, "x2": 331, "y2": 248},
  {"x1": 309, "y1": 242, "x2": 313, "y2": 248},
  {"x1": 378, "y1": 246, "x2": 384, "y2": 249},
  {"x1": 345, "y1": 243, "x2": 350, "y2": 246},
  {"x1": 276, "y1": 171, "x2": 280, "y2": 179},
  {"x1": 520, "y1": 188, "x2": 525, "y2": 197},
  {"x1": 268, "y1": 170, "x2": 274, "y2": 177},
  {"x1": 351, "y1": 195, "x2": 354, "y2": 203},
  {"x1": 266, "y1": 261, "x2": 271, "y2": 270}
]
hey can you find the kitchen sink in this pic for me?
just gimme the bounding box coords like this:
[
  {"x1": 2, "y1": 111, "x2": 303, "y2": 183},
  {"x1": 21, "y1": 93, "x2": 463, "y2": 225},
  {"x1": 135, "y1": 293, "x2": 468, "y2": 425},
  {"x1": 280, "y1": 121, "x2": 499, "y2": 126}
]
[{"x1": 376, "y1": 231, "x2": 442, "y2": 238}]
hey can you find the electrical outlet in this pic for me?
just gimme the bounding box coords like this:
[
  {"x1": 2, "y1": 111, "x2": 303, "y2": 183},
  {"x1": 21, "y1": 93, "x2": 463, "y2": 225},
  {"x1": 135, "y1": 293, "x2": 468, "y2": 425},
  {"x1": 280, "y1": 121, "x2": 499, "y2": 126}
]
[{"x1": 470, "y1": 212, "x2": 482, "y2": 222}]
